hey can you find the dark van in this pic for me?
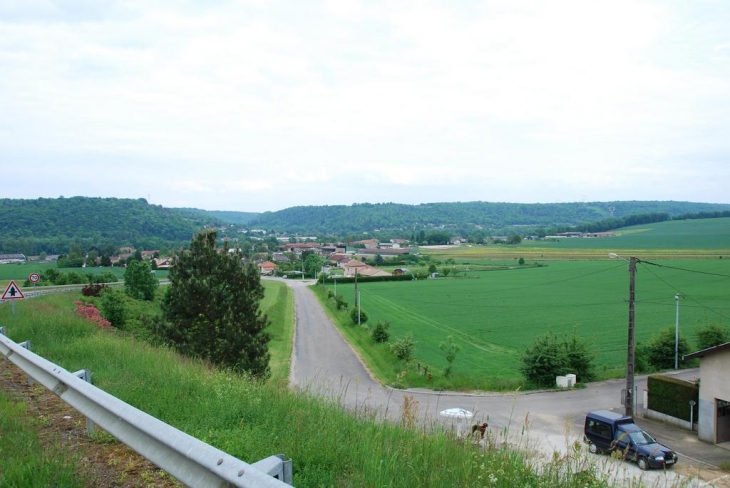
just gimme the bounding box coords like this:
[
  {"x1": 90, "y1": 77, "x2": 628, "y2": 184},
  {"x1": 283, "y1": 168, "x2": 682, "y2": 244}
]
[{"x1": 584, "y1": 410, "x2": 678, "y2": 470}]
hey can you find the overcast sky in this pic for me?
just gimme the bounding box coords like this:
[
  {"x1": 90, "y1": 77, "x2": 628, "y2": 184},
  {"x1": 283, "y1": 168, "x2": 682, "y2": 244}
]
[{"x1": 1, "y1": 1, "x2": 729, "y2": 212}]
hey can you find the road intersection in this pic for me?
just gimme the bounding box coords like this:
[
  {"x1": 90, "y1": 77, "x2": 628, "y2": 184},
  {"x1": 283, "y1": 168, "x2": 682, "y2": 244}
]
[{"x1": 282, "y1": 278, "x2": 730, "y2": 486}]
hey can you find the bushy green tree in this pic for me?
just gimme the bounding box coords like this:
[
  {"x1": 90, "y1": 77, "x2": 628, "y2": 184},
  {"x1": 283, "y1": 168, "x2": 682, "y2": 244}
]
[
  {"x1": 695, "y1": 324, "x2": 729, "y2": 351},
  {"x1": 521, "y1": 330, "x2": 594, "y2": 387},
  {"x1": 646, "y1": 326, "x2": 691, "y2": 370},
  {"x1": 92, "y1": 271, "x2": 118, "y2": 284},
  {"x1": 124, "y1": 260, "x2": 158, "y2": 301},
  {"x1": 304, "y1": 253, "x2": 325, "y2": 278},
  {"x1": 157, "y1": 230, "x2": 270, "y2": 377}
]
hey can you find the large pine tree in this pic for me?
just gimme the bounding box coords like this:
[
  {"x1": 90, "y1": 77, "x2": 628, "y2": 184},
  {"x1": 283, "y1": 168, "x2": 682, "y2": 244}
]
[{"x1": 159, "y1": 229, "x2": 270, "y2": 377}]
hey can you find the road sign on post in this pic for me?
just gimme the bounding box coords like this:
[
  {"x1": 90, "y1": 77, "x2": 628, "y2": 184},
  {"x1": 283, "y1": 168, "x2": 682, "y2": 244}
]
[
  {"x1": 29, "y1": 273, "x2": 40, "y2": 284},
  {"x1": 2, "y1": 281, "x2": 25, "y2": 300}
]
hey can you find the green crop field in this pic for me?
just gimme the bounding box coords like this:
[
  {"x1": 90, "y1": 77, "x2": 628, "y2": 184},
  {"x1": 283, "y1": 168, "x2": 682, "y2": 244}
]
[
  {"x1": 0, "y1": 263, "x2": 167, "y2": 290},
  {"x1": 329, "y1": 257, "x2": 730, "y2": 387},
  {"x1": 330, "y1": 218, "x2": 730, "y2": 389},
  {"x1": 420, "y1": 217, "x2": 730, "y2": 262}
]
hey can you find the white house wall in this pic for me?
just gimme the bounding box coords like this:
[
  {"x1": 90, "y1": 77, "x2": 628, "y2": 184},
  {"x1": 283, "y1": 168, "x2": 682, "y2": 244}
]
[{"x1": 697, "y1": 351, "x2": 730, "y2": 443}]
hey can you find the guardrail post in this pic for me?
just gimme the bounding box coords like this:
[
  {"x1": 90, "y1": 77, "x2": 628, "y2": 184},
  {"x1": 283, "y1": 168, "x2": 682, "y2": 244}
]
[
  {"x1": 73, "y1": 369, "x2": 96, "y2": 436},
  {"x1": 0, "y1": 326, "x2": 5, "y2": 336},
  {"x1": 19, "y1": 340, "x2": 33, "y2": 386},
  {"x1": 251, "y1": 455, "x2": 293, "y2": 485}
]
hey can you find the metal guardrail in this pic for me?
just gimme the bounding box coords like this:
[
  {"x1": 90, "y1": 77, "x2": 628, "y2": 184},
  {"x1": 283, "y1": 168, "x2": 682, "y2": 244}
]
[{"x1": 0, "y1": 328, "x2": 293, "y2": 487}]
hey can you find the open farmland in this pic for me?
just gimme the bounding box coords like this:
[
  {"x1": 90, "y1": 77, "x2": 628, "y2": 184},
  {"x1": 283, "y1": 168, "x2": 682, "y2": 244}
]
[
  {"x1": 328, "y1": 219, "x2": 730, "y2": 389},
  {"x1": 422, "y1": 217, "x2": 730, "y2": 262},
  {"x1": 333, "y1": 258, "x2": 730, "y2": 388}
]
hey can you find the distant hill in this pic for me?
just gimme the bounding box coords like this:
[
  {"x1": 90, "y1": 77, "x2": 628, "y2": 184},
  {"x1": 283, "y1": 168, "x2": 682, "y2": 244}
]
[
  {"x1": 0, "y1": 197, "x2": 226, "y2": 254},
  {"x1": 2, "y1": 198, "x2": 730, "y2": 255},
  {"x1": 246, "y1": 201, "x2": 730, "y2": 235}
]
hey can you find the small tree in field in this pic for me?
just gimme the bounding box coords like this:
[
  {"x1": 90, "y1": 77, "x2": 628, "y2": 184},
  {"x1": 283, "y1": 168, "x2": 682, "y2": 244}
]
[
  {"x1": 158, "y1": 230, "x2": 270, "y2": 377},
  {"x1": 439, "y1": 335, "x2": 461, "y2": 377}
]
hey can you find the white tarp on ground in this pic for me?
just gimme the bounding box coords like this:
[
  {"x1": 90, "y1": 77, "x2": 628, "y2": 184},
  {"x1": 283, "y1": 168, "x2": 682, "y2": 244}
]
[{"x1": 439, "y1": 407, "x2": 474, "y2": 436}]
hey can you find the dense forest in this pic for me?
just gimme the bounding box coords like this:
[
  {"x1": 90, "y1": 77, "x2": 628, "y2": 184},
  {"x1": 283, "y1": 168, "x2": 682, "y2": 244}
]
[
  {"x1": 0, "y1": 197, "x2": 225, "y2": 255},
  {"x1": 2, "y1": 197, "x2": 730, "y2": 255},
  {"x1": 243, "y1": 201, "x2": 730, "y2": 235}
]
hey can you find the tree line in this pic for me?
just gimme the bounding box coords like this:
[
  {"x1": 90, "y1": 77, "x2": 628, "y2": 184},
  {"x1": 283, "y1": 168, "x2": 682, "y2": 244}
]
[
  {"x1": 0, "y1": 196, "x2": 225, "y2": 255},
  {"x1": 3, "y1": 197, "x2": 730, "y2": 256}
]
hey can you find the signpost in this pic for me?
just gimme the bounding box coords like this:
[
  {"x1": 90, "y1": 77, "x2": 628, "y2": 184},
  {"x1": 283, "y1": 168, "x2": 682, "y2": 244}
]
[{"x1": 2, "y1": 280, "x2": 25, "y2": 315}]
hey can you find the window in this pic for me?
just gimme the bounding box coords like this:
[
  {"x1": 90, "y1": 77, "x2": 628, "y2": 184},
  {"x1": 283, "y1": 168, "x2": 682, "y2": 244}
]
[{"x1": 587, "y1": 419, "x2": 610, "y2": 439}]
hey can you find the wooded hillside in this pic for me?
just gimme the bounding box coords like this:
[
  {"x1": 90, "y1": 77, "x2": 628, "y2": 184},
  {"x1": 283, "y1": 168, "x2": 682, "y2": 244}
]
[
  {"x1": 0, "y1": 197, "x2": 224, "y2": 255},
  {"x1": 2, "y1": 197, "x2": 730, "y2": 255},
  {"x1": 244, "y1": 200, "x2": 730, "y2": 235}
]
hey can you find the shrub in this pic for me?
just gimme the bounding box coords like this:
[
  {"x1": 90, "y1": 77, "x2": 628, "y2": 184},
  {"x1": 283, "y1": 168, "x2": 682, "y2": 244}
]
[
  {"x1": 695, "y1": 324, "x2": 729, "y2": 351},
  {"x1": 81, "y1": 284, "x2": 109, "y2": 297},
  {"x1": 350, "y1": 306, "x2": 369, "y2": 325},
  {"x1": 335, "y1": 294, "x2": 348, "y2": 310},
  {"x1": 371, "y1": 319, "x2": 390, "y2": 343},
  {"x1": 521, "y1": 330, "x2": 594, "y2": 387},
  {"x1": 646, "y1": 327, "x2": 691, "y2": 370},
  {"x1": 391, "y1": 333, "x2": 416, "y2": 362},
  {"x1": 100, "y1": 288, "x2": 127, "y2": 329}
]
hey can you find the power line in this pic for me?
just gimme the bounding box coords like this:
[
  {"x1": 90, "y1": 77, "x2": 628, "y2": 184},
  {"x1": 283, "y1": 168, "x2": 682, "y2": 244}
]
[
  {"x1": 641, "y1": 260, "x2": 730, "y2": 278},
  {"x1": 638, "y1": 262, "x2": 727, "y2": 319}
]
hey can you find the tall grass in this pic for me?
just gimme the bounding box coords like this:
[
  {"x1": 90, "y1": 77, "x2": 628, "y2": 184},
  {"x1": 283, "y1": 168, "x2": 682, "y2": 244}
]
[
  {"x1": 262, "y1": 280, "x2": 294, "y2": 384},
  {"x1": 0, "y1": 293, "x2": 626, "y2": 487},
  {"x1": 0, "y1": 392, "x2": 85, "y2": 487}
]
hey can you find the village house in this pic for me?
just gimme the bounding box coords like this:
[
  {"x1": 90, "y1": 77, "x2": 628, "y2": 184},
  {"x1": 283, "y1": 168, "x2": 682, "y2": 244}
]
[
  {"x1": 342, "y1": 259, "x2": 391, "y2": 277},
  {"x1": 683, "y1": 343, "x2": 730, "y2": 445},
  {"x1": 257, "y1": 261, "x2": 277, "y2": 275},
  {"x1": 153, "y1": 257, "x2": 173, "y2": 269},
  {"x1": 271, "y1": 253, "x2": 290, "y2": 264},
  {"x1": 278, "y1": 242, "x2": 322, "y2": 255},
  {"x1": 0, "y1": 254, "x2": 27, "y2": 264},
  {"x1": 352, "y1": 239, "x2": 379, "y2": 249}
]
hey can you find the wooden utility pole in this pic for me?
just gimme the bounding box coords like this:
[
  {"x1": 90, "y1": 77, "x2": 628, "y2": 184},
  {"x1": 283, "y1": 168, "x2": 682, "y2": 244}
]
[{"x1": 626, "y1": 256, "x2": 637, "y2": 418}]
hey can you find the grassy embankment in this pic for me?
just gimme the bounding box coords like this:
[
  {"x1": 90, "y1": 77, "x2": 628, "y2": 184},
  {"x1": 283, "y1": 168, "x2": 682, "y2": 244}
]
[{"x1": 1, "y1": 291, "x2": 618, "y2": 488}]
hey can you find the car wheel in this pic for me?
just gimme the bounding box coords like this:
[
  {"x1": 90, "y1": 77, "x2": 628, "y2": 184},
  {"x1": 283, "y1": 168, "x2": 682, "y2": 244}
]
[
  {"x1": 588, "y1": 443, "x2": 600, "y2": 455},
  {"x1": 637, "y1": 457, "x2": 649, "y2": 471}
]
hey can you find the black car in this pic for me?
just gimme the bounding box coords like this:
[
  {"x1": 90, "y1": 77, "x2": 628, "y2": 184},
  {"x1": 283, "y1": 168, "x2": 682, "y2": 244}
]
[{"x1": 584, "y1": 410, "x2": 679, "y2": 470}]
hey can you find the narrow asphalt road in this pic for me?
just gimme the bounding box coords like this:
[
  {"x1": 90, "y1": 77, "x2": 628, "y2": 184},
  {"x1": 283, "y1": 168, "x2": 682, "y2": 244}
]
[{"x1": 281, "y1": 278, "x2": 730, "y2": 486}]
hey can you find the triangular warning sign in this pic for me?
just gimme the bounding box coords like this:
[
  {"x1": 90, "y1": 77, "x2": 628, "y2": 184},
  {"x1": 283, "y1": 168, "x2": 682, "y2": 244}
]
[{"x1": 2, "y1": 280, "x2": 25, "y2": 299}]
